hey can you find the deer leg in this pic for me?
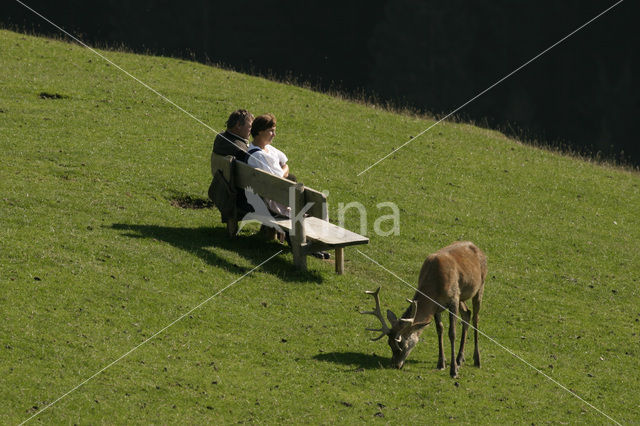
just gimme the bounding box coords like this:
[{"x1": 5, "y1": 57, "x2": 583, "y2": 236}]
[
  {"x1": 456, "y1": 301, "x2": 471, "y2": 366},
  {"x1": 435, "y1": 311, "x2": 446, "y2": 370},
  {"x1": 472, "y1": 289, "x2": 483, "y2": 367},
  {"x1": 448, "y1": 303, "x2": 459, "y2": 378}
]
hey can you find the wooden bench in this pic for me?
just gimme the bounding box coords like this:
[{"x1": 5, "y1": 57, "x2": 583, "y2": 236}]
[{"x1": 211, "y1": 153, "x2": 369, "y2": 274}]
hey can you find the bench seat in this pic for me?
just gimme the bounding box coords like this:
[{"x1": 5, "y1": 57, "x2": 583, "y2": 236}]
[{"x1": 271, "y1": 216, "x2": 369, "y2": 247}]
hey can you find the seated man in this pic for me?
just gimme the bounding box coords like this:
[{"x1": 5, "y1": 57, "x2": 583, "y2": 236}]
[{"x1": 209, "y1": 109, "x2": 255, "y2": 218}]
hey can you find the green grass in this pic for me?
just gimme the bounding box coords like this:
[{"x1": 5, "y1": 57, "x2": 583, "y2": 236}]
[{"x1": 2, "y1": 29, "x2": 640, "y2": 424}]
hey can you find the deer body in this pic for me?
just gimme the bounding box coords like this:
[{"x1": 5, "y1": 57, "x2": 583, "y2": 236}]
[{"x1": 362, "y1": 241, "x2": 487, "y2": 377}]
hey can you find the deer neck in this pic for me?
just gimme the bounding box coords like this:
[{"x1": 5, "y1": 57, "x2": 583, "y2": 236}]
[{"x1": 402, "y1": 300, "x2": 435, "y2": 329}]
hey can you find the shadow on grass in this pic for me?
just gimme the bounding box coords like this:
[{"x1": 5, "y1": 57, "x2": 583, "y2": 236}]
[
  {"x1": 109, "y1": 223, "x2": 322, "y2": 283},
  {"x1": 313, "y1": 351, "x2": 424, "y2": 370},
  {"x1": 313, "y1": 351, "x2": 388, "y2": 370}
]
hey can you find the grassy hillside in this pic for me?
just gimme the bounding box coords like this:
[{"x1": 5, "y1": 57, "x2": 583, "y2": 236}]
[{"x1": 1, "y1": 29, "x2": 639, "y2": 424}]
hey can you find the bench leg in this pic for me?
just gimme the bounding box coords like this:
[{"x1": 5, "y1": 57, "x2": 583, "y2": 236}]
[
  {"x1": 292, "y1": 244, "x2": 307, "y2": 271},
  {"x1": 291, "y1": 183, "x2": 307, "y2": 272},
  {"x1": 335, "y1": 247, "x2": 344, "y2": 275}
]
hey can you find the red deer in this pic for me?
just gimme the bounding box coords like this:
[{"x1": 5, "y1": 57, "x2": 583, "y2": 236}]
[{"x1": 361, "y1": 241, "x2": 487, "y2": 377}]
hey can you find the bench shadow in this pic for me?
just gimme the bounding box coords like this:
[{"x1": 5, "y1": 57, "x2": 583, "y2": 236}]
[
  {"x1": 313, "y1": 351, "x2": 424, "y2": 370},
  {"x1": 109, "y1": 223, "x2": 322, "y2": 283}
]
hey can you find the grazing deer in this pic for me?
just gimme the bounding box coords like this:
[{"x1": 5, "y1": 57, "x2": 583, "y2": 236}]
[{"x1": 361, "y1": 241, "x2": 487, "y2": 377}]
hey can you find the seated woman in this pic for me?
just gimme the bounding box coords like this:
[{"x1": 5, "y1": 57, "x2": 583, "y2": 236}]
[
  {"x1": 246, "y1": 113, "x2": 295, "y2": 217},
  {"x1": 246, "y1": 114, "x2": 329, "y2": 259}
]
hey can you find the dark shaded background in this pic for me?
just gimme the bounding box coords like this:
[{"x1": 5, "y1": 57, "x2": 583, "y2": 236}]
[{"x1": 2, "y1": 0, "x2": 638, "y2": 166}]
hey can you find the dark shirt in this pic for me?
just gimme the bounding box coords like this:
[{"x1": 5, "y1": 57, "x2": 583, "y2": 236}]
[
  {"x1": 210, "y1": 130, "x2": 253, "y2": 214},
  {"x1": 212, "y1": 130, "x2": 249, "y2": 163}
]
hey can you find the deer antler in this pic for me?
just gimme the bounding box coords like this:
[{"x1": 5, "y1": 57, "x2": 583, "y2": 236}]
[
  {"x1": 360, "y1": 287, "x2": 392, "y2": 341},
  {"x1": 395, "y1": 299, "x2": 418, "y2": 342}
]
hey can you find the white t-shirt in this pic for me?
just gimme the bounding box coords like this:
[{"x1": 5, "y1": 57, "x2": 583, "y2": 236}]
[
  {"x1": 246, "y1": 144, "x2": 290, "y2": 217},
  {"x1": 247, "y1": 144, "x2": 288, "y2": 178}
]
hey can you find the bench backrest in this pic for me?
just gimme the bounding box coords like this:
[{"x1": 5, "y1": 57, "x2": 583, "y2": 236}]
[{"x1": 212, "y1": 153, "x2": 328, "y2": 220}]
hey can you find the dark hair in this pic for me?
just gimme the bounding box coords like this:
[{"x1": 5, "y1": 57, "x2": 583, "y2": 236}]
[
  {"x1": 250, "y1": 113, "x2": 277, "y2": 138},
  {"x1": 226, "y1": 109, "x2": 254, "y2": 129}
]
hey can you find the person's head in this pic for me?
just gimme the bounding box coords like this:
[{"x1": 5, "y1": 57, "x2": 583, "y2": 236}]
[
  {"x1": 251, "y1": 113, "x2": 277, "y2": 146},
  {"x1": 226, "y1": 109, "x2": 254, "y2": 139}
]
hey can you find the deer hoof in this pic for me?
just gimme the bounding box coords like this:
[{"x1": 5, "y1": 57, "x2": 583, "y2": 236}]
[
  {"x1": 450, "y1": 366, "x2": 458, "y2": 378},
  {"x1": 456, "y1": 354, "x2": 465, "y2": 366},
  {"x1": 474, "y1": 353, "x2": 481, "y2": 367},
  {"x1": 437, "y1": 360, "x2": 446, "y2": 370}
]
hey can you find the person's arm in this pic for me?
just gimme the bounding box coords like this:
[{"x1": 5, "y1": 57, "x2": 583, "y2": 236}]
[{"x1": 275, "y1": 147, "x2": 289, "y2": 178}]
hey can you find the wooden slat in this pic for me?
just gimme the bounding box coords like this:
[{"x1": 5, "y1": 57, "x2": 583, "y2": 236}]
[
  {"x1": 213, "y1": 154, "x2": 328, "y2": 218},
  {"x1": 234, "y1": 160, "x2": 295, "y2": 206}
]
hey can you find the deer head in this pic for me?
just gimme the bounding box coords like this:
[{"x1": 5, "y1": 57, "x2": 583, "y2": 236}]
[{"x1": 361, "y1": 287, "x2": 423, "y2": 369}]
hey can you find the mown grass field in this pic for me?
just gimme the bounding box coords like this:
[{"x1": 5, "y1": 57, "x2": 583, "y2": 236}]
[{"x1": 1, "y1": 29, "x2": 639, "y2": 424}]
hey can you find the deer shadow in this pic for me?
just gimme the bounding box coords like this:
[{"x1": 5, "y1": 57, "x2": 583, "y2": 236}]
[
  {"x1": 312, "y1": 351, "x2": 424, "y2": 370},
  {"x1": 109, "y1": 223, "x2": 322, "y2": 283}
]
